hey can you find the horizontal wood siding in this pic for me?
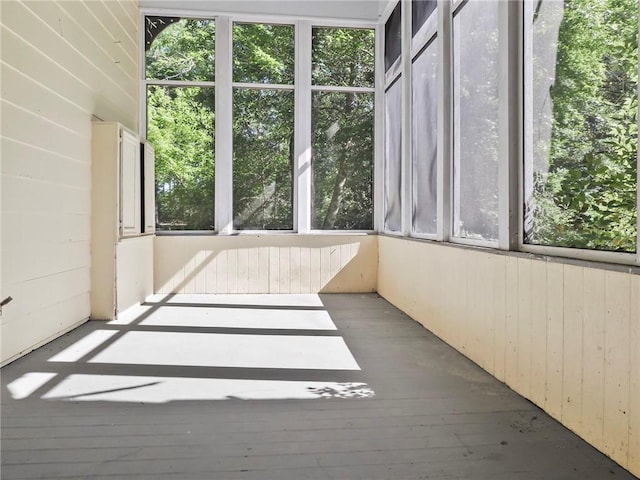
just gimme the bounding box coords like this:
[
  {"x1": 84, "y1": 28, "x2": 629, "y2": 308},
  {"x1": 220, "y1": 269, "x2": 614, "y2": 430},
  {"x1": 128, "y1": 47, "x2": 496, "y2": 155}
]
[
  {"x1": 1, "y1": 0, "x2": 138, "y2": 365},
  {"x1": 377, "y1": 236, "x2": 640, "y2": 477},
  {"x1": 154, "y1": 236, "x2": 378, "y2": 294}
]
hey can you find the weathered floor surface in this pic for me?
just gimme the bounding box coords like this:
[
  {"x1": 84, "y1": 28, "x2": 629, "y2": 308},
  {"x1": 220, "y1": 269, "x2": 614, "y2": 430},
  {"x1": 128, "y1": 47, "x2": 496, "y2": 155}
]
[{"x1": 2, "y1": 293, "x2": 636, "y2": 479}]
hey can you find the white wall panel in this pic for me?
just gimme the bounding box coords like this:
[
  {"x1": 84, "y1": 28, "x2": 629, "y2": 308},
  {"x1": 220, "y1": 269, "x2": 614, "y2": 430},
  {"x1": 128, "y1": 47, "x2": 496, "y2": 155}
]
[
  {"x1": 603, "y1": 272, "x2": 631, "y2": 462},
  {"x1": 581, "y1": 268, "x2": 606, "y2": 448},
  {"x1": 1, "y1": 0, "x2": 139, "y2": 365},
  {"x1": 562, "y1": 265, "x2": 583, "y2": 433},
  {"x1": 377, "y1": 236, "x2": 639, "y2": 477},
  {"x1": 629, "y1": 275, "x2": 640, "y2": 474},
  {"x1": 116, "y1": 236, "x2": 154, "y2": 315},
  {"x1": 154, "y1": 235, "x2": 377, "y2": 295}
]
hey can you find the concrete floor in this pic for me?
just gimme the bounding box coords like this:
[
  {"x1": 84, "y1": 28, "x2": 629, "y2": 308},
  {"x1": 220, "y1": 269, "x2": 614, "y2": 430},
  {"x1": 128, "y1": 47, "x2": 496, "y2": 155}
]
[{"x1": 1, "y1": 293, "x2": 637, "y2": 480}]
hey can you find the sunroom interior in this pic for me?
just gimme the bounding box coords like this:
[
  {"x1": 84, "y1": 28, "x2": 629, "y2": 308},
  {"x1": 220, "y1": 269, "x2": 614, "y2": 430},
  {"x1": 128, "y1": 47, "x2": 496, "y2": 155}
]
[{"x1": 1, "y1": 0, "x2": 639, "y2": 478}]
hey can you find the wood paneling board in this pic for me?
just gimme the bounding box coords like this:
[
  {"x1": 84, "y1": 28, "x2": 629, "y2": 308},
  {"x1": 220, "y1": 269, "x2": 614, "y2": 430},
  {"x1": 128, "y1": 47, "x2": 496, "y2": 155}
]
[
  {"x1": 492, "y1": 255, "x2": 507, "y2": 382},
  {"x1": 504, "y1": 256, "x2": 519, "y2": 389},
  {"x1": 1, "y1": 0, "x2": 138, "y2": 364},
  {"x1": 629, "y1": 275, "x2": 640, "y2": 474},
  {"x1": 154, "y1": 236, "x2": 377, "y2": 295},
  {"x1": 2, "y1": 294, "x2": 636, "y2": 480},
  {"x1": 517, "y1": 258, "x2": 533, "y2": 400},
  {"x1": 603, "y1": 272, "x2": 631, "y2": 462},
  {"x1": 581, "y1": 267, "x2": 606, "y2": 448},
  {"x1": 562, "y1": 265, "x2": 584, "y2": 433},
  {"x1": 545, "y1": 261, "x2": 564, "y2": 420},
  {"x1": 377, "y1": 238, "x2": 638, "y2": 476},
  {"x1": 529, "y1": 259, "x2": 548, "y2": 407},
  {"x1": 4, "y1": 2, "x2": 136, "y2": 108},
  {"x1": 2, "y1": 137, "x2": 90, "y2": 191}
]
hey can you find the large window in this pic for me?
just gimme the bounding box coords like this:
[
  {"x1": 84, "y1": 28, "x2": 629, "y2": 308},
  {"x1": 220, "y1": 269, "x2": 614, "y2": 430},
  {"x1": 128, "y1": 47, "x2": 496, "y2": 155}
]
[
  {"x1": 144, "y1": 16, "x2": 375, "y2": 233},
  {"x1": 524, "y1": 0, "x2": 638, "y2": 253},
  {"x1": 411, "y1": 1, "x2": 438, "y2": 236},
  {"x1": 311, "y1": 27, "x2": 375, "y2": 230},
  {"x1": 452, "y1": 0, "x2": 500, "y2": 243},
  {"x1": 384, "y1": 3, "x2": 403, "y2": 233},
  {"x1": 145, "y1": 17, "x2": 216, "y2": 230},
  {"x1": 232, "y1": 23, "x2": 294, "y2": 230}
]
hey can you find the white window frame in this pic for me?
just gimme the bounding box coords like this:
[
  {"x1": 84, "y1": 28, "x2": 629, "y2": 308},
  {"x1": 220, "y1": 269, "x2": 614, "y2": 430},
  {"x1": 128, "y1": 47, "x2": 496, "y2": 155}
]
[
  {"x1": 308, "y1": 23, "x2": 377, "y2": 233},
  {"x1": 519, "y1": 0, "x2": 640, "y2": 266},
  {"x1": 140, "y1": 7, "x2": 377, "y2": 236},
  {"x1": 140, "y1": 11, "x2": 218, "y2": 234},
  {"x1": 381, "y1": 0, "x2": 405, "y2": 236},
  {"x1": 409, "y1": 3, "x2": 439, "y2": 241}
]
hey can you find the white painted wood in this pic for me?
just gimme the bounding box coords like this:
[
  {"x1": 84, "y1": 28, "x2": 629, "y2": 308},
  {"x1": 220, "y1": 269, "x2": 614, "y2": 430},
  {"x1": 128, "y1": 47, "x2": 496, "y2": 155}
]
[
  {"x1": 545, "y1": 261, "x2": 564, "y2": 420},
  {"x1": 492, "y1": 255, "x2": 507, "y2": 382},
  {"x1": 295, "y1": 21, "x2": 311, "y2": 233},
  {"x1": 91, "y1": 123, "x2": 152, "y2": 320},
  {"x1": 603, "y1": 271, "x2": 631, "y2": 462},
  {"x1": 377, "y1": 238, "x2": 639, "y2": 476},
  {"x1": 214, "y1": 16, "x2": 232, "y2": 233},
  {"x1": 629, "y1": 275, "x2": 640, "y2": 474},
  {"x1": 119, "y1": 129, "x2": 141, "y2": 236},
  {"x1": 581, "y1": 267, "x2": 606, "y2": 448},
  {"x1": 562, "y1": 265, "x2": 584, "y2": 433},
  {"x1": 1, "y1": 0, "x2": 138, "y2": 363},
  {"x1": 529, "y1": 259, "x2": 547, "y2": 407},
  {"x1": 142, "y1": 142, "x2": 155, "y2": 233},
  {"x1": 115, "y1": 236, "x2": 154, "y2": 315},
  {"x1": 90, "y1": 122, "x2": 119, "y2": 320},
  {"x1": 154, "y1": 235, "x2": 377, "y2": 294},
  {"x1": 517, "y1": 258, "x2": 533, "y2": 399},
  {"x1": 504, "y1": 256, "x2": 519, "y2": 388},
  {"x1": 140, "y1": 0, "x2": 381, "y2": 21}
]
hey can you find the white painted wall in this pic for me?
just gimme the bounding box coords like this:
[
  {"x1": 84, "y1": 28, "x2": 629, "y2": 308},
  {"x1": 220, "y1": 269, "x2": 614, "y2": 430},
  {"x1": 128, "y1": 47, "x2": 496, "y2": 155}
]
[
  {"x1": 140, "y1": 0, "x2": 382, "y2": 21},
  {"x1": 154, "y1": 235, "x2": 378, "y2": 294},
  {"x1": 117, "y1": 236, "x2": 154, "y2": 315},
  {"x1": 1, "y1": 0, "x2": 139, "y2": 365},
  {"x1": 377, "y1": 236, "x2": 640, "y2": 477}
]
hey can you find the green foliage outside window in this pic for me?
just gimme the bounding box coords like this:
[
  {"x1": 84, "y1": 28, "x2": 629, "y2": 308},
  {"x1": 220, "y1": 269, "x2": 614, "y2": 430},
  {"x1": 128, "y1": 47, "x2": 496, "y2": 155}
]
[
  {"x1": 526, "y1": 0, "x2": 638, "y2": 252},
  {"x1": 145, "y1": 18, "x2": 375, "y2": 231}
]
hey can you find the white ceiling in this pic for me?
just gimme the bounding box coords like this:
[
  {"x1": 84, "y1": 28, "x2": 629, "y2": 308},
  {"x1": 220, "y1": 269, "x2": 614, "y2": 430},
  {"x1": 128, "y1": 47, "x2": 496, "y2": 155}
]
[{"x1": 139, "y1": 0, "x2": 385, "y2": 21}]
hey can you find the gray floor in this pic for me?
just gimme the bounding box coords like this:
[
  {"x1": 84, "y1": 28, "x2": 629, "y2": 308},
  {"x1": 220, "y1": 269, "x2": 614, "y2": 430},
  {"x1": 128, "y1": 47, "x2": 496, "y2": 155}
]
[{"x1": 1, "y1": 293, "x2": 637, "y2": 480}]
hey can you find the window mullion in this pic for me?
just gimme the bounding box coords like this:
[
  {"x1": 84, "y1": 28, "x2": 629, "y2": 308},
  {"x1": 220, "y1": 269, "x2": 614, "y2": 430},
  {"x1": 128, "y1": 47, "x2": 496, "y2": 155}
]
[
  {"x1": 401, "y1": 0, "x2": 412, "y2": 236},
  {"x1": 215, "y1": 16, "x2": 233, "y2": 234},
  {"x1": 295, "y1": 21, "x2": 312, "y2": 233},
  {"x1": 498, "y1": 0, "x2": 521, "y2": 251},
  {"x1": 437, "y1": 1, "x2": 452, "y2": 242},
  {"x1": 374, "y1": 22, "x2": 385, "y2": 232}
]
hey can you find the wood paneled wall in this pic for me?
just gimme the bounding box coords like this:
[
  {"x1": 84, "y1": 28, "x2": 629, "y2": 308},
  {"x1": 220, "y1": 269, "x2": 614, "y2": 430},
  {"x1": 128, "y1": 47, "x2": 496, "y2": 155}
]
[
  {"x1": 154, "y1": 235, "x2": 378, "y2": 294},
  {"x1": 377, "y1": 236, "x2": 640, "y2": 477},
  {"x1": 1, "y1": 0, "x2": 139, "y2": 365}
]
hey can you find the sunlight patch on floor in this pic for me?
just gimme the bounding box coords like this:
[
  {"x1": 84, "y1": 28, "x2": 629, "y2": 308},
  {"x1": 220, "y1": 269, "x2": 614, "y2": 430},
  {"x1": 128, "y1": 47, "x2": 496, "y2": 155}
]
[
  {"x1": 110, "y1": 306, "x2": 337, "y2": 330},
  {"x1": 85, "y1": 331, "x2": 361, "y2": 370},
  {"x1": 39, "y1": 375, "x2": 374, "y2": 403}
]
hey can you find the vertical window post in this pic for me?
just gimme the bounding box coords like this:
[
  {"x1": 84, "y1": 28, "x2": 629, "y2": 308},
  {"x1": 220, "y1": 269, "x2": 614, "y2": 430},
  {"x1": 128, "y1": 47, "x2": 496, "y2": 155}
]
[
  {"x1": 296, "y1": 21, "x2": 312, "y2": 233},
  {"x1": 498, "y1": 0, "x2": 521, "y2": 250},
  {"x1": 216, "y1": 16, "x2": 233, "y2": 234}
]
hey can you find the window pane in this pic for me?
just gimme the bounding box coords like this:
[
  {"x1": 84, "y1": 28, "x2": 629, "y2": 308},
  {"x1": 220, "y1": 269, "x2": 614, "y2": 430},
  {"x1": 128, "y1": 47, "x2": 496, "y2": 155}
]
[
  {"x1": 145, "y1": 17, "x2": 215, "y2": 82},
  {"x1": 385, "y1": 79, "x2": 403, "y2": 232},
  {"x1": 312, "y1": 28, "x2": 375, "y2": 88},
  {"x1": 147, "y1": 86, "x2": 215, "y2": 230},
  {"x1": 233, "y1": 88, "x2": 294, "y2": 230},
  {"x1": 233, "y1": 23, "x2": 295, "y2": 84},
  {"x1": 412, "y1": 37, "x2": 438, "y2": 235},
  {"x1": 385, "y1": 2, "x2": 402, "y2": 72},
  {"x1": 412, "y1": 0, "x2": 437, "y2": 37},
  {"x1": 312, "y1": 92, "x2": 374, "y2": 230},
  {"x1": 453, "y1": 1, "x2": 500, "y2": 242},
  {"x1": 524, "y1": 0, "x2": 638, "y2": 252}
]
